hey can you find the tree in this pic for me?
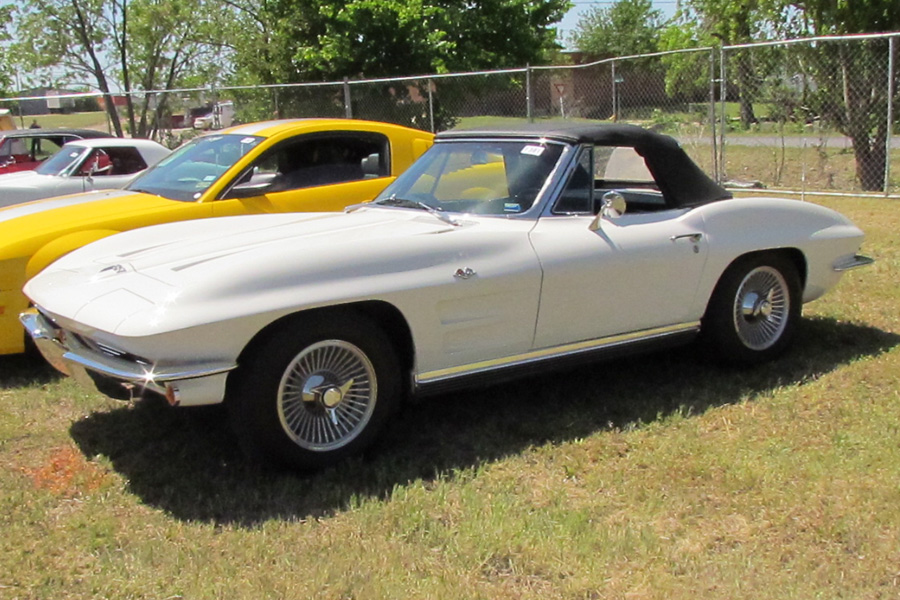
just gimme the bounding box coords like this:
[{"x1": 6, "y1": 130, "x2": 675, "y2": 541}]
[
  {"x1": 12, "y1": 0, "x2": 226, "y2": 138},
  {"x1": 660, "y1": 0, "x2": 785, "y2": 128},
  {"x1": 0, "y1": 6, "x2": 13, "y2": 94},
  {"x1": 226, "y1": 0, "x2": 569, "y2": 82},
  {"x1": 778, "y1": 0, "x2": 900, "y2": 190},
  {"x1": 221, "y1": 0, "x2": 570, "y2": 124},
  {"x1": 569, "y1": 0, "x2": 663, "y2": 59}
]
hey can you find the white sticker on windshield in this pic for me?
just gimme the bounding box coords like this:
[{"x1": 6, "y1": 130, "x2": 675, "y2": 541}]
[
  {"x1": 521, "y1": 145, "x2": 545, "y2": 156},
  {"x1": 241, "y1": 137, "x2": 257, "y2": 144},
  {"x1": 203, "y1": 175, "x2": 216, "y2": 181}
]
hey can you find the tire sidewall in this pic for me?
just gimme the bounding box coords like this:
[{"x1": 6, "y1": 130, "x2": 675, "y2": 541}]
[
  {"x1": 702, "y1": 253, "x2": 802, "y2": 365},
  {"x1": 228, "y1": 313, "x2": 402, "y2": 469}
]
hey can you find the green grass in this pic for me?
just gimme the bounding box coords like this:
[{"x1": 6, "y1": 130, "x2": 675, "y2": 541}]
[
  {"x1": 9, "y1": 111, "x2": 112, "y2": 132},
  {"x1": 1, "y1": 202, "x2": 898, "y2": 598}
]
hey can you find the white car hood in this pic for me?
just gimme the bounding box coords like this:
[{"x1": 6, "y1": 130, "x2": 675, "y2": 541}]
[
  {"x1": 0, "y1": 171, "x2": 54, "y2": 207},
  {"x1": 27, "y1": 207, "x2": 489, "y2": 335},
  {"x1": 0, "y1": 169, "x2": 41, "y2": 183}
]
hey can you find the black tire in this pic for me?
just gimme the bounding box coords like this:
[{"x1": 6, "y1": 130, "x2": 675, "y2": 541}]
[
  {"x1": 227, "y1": 313, "x2": 402, "y2": 470},
  {"x1": 701, "y1": 253, "x2": 802, "y2": 365}
]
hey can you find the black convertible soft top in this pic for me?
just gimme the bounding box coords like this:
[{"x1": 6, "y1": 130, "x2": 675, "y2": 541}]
[
  {"x1": 437, "y1": 123, "x2": 732, "y2": 209},
  {"x1": 0, "y1": 128, "x2": 111, "y2": 140}
]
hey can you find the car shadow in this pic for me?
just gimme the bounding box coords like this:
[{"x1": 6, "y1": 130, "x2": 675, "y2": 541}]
[
  {"x1": 67, "y1": 316, "x2": 899, "y2": 527},
  {"x1": 0, "y1": 353, "x2": 61, "y2": 389}
]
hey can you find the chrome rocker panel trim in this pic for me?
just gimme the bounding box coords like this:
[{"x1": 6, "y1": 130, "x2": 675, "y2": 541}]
[{"x1": 414, "y1": 321, "x2": 701, "y2": 396}]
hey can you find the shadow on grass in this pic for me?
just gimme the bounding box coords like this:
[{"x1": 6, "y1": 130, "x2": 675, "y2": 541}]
[
  {"x1": 0, "y1": 353, "x2": 61, "y2": 389},
  {"x1": 68, "y1": 316, "x2": 899, "y2": 526}
]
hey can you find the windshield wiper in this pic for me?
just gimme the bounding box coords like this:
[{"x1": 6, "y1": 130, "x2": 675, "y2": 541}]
[
  {"x1": 127, "y1": 187, "x2": 163, "y2": 198},
  {"x1": 376, "y1": 194, "x2": 459, "y2": 226}
]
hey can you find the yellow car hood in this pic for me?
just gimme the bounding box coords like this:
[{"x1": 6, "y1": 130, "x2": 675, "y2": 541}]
[{"x1": 0, "y1": 189, "x2": 193, "y2": 257}]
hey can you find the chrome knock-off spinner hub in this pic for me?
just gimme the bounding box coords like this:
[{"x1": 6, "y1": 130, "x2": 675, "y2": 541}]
[
  {"x1": 277, "y1": 340, "x2": 377, "y2": 451},
  {"x1": 741, "y1": 291, "x2": 773, "y2": 320},
  {"x1": 732, "y1": 266, "x2": 790, "y2": 351}
]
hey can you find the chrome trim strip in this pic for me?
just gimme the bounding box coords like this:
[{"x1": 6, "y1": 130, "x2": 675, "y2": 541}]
[
  {"x1": 21, "y1": 309, "x2": 236, "y2": 386},
  {"x1": 833, "y1": 254, "x2": 874, "y2": 272},
  {"x1": 61, "y1": 351, "x2": 236, "y2": 384},
  {"x1": 416, "y1": 321, "x2": 700, "y2": 385}
]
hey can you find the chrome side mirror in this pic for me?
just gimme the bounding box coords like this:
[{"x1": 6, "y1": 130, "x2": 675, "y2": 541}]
[{"x1": 589, "y1": 191, "x2": 626, "y2": 231}]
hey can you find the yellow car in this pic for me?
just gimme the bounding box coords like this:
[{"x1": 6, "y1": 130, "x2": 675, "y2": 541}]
[{"x1": 0, "y1": 119, "x2": 433, "y2": 355}]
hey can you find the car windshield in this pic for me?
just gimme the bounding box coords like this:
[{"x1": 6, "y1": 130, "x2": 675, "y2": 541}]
[
  {"x1": 373, "y1": 140, "x2": 566, "y2": 216},
  {"x1": 127, "y1": 134, "x2": 264, "y2": 201},
  {"x1": 34, "y1": 146, "x2": 89, "y2": 176}
]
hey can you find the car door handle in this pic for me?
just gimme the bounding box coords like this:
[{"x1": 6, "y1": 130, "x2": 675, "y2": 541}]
[{"x1": 670, "y1": 233, "x2": 703, "y2": 243}]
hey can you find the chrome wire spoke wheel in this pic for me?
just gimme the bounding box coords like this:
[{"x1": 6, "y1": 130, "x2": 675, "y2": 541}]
[
  {"x1": 277, "y1": 339, "x2": 377, "y2": 451},
  {"x1": 732, "y1": 266, "x2": 790, "y2": 351}
]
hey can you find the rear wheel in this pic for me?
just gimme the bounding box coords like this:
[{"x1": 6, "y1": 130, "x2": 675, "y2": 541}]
[
  {"x1": 702, "y1": 253, "x2": 802, "y2": 365},
  {"x1": 228, "y1": 313, "x2": 402, "y2": 469}
]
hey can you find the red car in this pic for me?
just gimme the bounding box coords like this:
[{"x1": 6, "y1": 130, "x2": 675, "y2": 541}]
[{"x1": 0, "y1": 128, "x2": 112, "y2": 174}]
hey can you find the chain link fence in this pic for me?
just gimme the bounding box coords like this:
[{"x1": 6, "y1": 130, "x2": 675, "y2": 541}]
[{"x1": 3, "y1": 33, "x2": 897, "y2": 195}]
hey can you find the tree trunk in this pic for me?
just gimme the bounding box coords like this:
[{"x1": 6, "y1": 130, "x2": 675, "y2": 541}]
[{"x1": 850, "y1": 129, "x2": 887, "y2": 192}]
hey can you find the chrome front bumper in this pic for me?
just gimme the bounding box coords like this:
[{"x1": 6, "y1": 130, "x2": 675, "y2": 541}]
[{"x1": 20, "y1": 310, "x2": 235, "y2": 406}]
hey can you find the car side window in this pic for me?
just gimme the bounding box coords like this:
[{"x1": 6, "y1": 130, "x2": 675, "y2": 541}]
[
  {"x1": 106, "y1": 147, "x2": 149, "y2": 175},
  {"x1": 77, "y1": 147, "x2": 148, "y2": 177},
  {"x1": 552, "y1": 148, "x2": 593, "y2": 214},
  {"x1": 76, "y1": 149, "x2": 112, "y2": 176},
  {"x1": 253, "y1": 133, "x2": 390, "y2": 193},
  {"x1": 32, "y1": 137, "x2": 66, "y2": 161},
  {"x1": 595, "y1": 146, "x2": 655, "y2": 184},
  {"x1": 594, "y1": 145, "x2": 667, "y2": 212}
]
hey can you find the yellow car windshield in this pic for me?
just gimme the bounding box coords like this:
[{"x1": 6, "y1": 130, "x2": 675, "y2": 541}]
[{"x1": 128, "y1": 134, "x2": 263, "y2": 201}]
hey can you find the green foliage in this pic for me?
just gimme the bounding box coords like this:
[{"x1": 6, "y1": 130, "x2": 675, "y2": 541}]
[
  {"x1": 12, "y1": 0, "x2": 119, "y2": 132},
  {"x1": 659, "y1": 29, "x2": 713, "y2": 101},
  {"x1": 788, "y1": 0, "x2": 900, "y2": 35},
  {"x1": 775, "y1": 1, "x2": 900, "y2": 189},
  {"x1": 569, "y1": 0, "x2": 664, "y2": 59},
  {"x1": 657, "y1": 0, "x2": 899, "y2": 188},
  {"x1": 226, "y1": 0, "x2": 569, "y2": 85},
  {"x1": 11, "y1": 0, "x2": 229, "y2": 138},
  {"x1": 660, "y1": 0, "x2": 787, "y2": 127},
  {"x1": 0, "y1": 6, "x2": 12, "y2": 93},
  {"x1": 223, "y1": 0, "x2": 569, "y2": 126}
]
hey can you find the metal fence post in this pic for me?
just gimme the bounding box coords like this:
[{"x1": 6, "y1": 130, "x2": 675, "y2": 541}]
[
  {"x1": 526, "y1": 64, "x2": 533, "y2": 123},
  {"x1": 343, "y1": 78, "x2": 352, "y2": 119},
  {"x1": 709, "y1": 49, "x2": 718, "y2": 181},
  {"x1": 886, "y1": 35, "x2": 896, "y2": 195},
  {"x1": 428, "y1": 79, "x2": 435, "y2": 133},
  {"x1": 612, "y1": 61, "x2": 618, "y2": 122},
  {"x1": 719, "y1": 45, "x2": 727, "y2": 183}
]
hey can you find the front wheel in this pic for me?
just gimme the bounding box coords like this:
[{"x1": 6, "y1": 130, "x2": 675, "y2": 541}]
[
  {"x1": 702, "y1": 253, "x2": 802, "y2": 365},
  {"x1": 227, "y1": 314, "x2": 402, "y2": 469}
]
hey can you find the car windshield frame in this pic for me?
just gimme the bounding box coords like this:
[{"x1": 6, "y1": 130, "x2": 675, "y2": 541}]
[
  {"x1": 127, "y1": 133, "x2": 265, "y2": 202},
  {"x1": 373, "y1": 138, "x2": 569, "y2": 218}
]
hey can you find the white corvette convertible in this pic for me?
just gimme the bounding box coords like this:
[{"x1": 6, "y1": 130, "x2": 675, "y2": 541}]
[{"x1": 22, "y1": 124, "x2": 872, "y2": 469}]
